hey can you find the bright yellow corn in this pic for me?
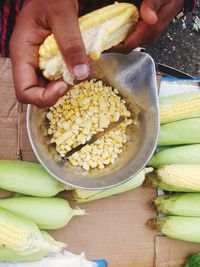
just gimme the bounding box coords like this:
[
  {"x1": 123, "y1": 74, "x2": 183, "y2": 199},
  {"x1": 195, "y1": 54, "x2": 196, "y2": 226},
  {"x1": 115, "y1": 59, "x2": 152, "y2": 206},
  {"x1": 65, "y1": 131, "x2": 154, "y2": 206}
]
[
  {"x1": 160, "y1": 91, "x2": 200, "y2": 124},
  {"x1": 47, "y1": 79, "x2": 133, "y2": 170},
  {"x1": 0, "y1": 207, "x2": 66, "y2": 255},
  {"x1": 157, "y1": 164, "x2": 200, "y2": 191},
  {"x1": 39, "y1": 2, "x2": 139, "y2": 84}
]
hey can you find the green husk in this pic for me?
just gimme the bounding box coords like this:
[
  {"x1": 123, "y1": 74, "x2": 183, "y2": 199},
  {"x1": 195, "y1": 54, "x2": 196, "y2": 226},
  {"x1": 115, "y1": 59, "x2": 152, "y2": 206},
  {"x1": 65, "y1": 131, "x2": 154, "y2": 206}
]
[
  {"x1": 149, "y1": 144, "x2": 200, "y2": 167},
  {"x1": 159, "y1": 91, "x2": 200, "y2": 105},
  {"x1": 0, "y1": 160, "x2": 67, "y2": 197},
  {"x1": 148, "y1": 216, "x2": 200, "y2": 243},
  {"x1": 0, "y1": 207, "x2": 66, "y2": 255},
  {"x1": 73, "y1": 169, "x2": 149, "y2": 203},
  {"x1": 155, "y1": 193, "x2": 200, "y2": 217},
  {"x1": 0, "y1": 197, "x2": 85, "y2": 229},
  {"x1": 0, "y1": 231, "x2": 59, "y2": 261},
  {"x1": 158, "y1": 118, "x2": 200, "y2": 146},
  {"x1": 145, "y1": 173, "x2": 197, "y2": 192}
]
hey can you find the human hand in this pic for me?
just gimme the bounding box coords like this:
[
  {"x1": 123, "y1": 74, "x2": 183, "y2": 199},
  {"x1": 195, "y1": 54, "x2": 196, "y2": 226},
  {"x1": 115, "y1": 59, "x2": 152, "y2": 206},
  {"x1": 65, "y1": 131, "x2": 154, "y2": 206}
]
[
  {"x1": 112, "y1": 0, "x2": 184, "y2": 53},
  {"x1": 10, "y1": 0, "x2": 90, "y2": 107}
]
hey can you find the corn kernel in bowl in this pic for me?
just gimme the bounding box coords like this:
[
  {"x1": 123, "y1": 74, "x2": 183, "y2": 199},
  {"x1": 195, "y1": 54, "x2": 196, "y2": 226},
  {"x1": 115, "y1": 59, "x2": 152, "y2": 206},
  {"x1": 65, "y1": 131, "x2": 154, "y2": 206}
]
[{"x1": 47, "y1": 79, "x2": 133, "y2": 170}]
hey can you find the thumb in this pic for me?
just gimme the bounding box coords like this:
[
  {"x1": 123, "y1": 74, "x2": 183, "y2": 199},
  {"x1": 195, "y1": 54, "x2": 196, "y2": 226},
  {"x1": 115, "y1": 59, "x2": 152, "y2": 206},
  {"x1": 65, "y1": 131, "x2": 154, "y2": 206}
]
[
  {"x1": 140, "y1": 0, "x2": 165, "y2": 25},
  {"x1": 49, "y1": 1, "x2": 89, "y2": 81}
]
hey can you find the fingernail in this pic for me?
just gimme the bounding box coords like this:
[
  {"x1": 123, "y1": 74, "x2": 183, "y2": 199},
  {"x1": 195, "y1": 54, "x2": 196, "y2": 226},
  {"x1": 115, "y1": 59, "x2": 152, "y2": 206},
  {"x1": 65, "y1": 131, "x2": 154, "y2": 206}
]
[{"x1": 73, "y1": 64, "x2": 89, "y2": 80}]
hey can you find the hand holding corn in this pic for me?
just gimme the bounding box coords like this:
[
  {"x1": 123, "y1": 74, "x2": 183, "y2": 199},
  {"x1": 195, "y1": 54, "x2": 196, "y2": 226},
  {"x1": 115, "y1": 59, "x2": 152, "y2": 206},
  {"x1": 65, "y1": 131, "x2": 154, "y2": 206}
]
[{"x1": 9, "y1": 0, "x2": 138, "y2": 108}]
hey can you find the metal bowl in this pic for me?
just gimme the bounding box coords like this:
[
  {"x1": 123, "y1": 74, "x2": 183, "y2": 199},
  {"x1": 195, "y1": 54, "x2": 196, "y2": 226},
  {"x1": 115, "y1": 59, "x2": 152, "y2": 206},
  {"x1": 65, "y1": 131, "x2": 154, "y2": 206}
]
[{"x1": 26, "y1": 51, "x2": 159, "y2": 190}]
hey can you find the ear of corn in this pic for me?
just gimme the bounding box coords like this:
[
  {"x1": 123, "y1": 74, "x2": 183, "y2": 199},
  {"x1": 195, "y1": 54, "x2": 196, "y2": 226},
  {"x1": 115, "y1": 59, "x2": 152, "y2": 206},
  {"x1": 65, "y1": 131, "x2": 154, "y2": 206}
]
[
  {"x1": 73, "y1": 169, "x2": 150, "y2": 203},
  {"x1": 39, "y1": 2, "x2": 139, "y2": 84},
  {"x1": 149, "y1": 144, "x2": 200, "y2": 167},
  {"x1": 148, "y1": 216, "x2": 200, "y2": 243},
  {"x1": 0, "y1": 207, "x2": 66, "y2": 255},
  {"x1": 0, "y1": 197, "x2": 85, "y2": 229},
  {"x1": 0, "y1": 231, "x2": 57, "y2": 261},
  {"x1": 158, "y1": 118, "x2": 200, "y2": 146},
  {"x1": 144, "y1": 173, "x2": 196, "y2": 192},
  {"x1": 155, "y1": 193, "x2": 200, "y2": 217},
  {"x1": 156, "y1": 165, "x2": 200, "y2": 191},
  {"x1": 0, "y1": 160, "x2": 67, "y2": 197},
  {"x1": 159, "y1": 91, "x2": 200, "y2": 124}
]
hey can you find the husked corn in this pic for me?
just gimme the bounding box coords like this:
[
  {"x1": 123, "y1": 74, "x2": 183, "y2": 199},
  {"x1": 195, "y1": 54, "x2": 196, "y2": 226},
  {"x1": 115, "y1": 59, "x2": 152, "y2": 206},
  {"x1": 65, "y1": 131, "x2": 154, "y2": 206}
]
[
  {"x1": 39, "y1": 2, "x2": 139, "y2": 84},
  {"x1": 47, "y1": 79, "x2": 132, "y2": 162}
]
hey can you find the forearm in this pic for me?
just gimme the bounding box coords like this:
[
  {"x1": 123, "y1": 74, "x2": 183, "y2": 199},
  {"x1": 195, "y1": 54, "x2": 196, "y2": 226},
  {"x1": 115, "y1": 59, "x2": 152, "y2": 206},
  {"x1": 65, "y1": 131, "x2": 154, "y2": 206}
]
[{"x1": 0, "y1": 0, "x2": 25, "y2": 57}]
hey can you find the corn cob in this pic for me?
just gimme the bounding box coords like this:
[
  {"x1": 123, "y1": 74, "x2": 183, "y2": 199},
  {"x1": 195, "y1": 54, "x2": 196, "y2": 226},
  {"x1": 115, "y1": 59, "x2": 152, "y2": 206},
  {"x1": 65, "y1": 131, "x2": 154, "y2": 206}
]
[
  {"x1": 0, "y1": 160, "x2": 67, "y2": 197},
  {"x1": 156, "y1": 164, "x2": 200, "y2": 191},
  {"x1": 155, "y1": 193, "x2": 200, "y2": 217},
  {"x1": 158, "y1": 118, "x2": 200, "y2": 146},
  {"x1": 0, "y1": 197, "x2": 85, "y2": 229},
  {"x1": 0, "y1": 207, "x2": 66, "y2": 255},
  {"x1": 73, "y1": 168, "x2": 151, "y2": 203},
  {"x1": 149, "y1": 144, "x2": 200, "y2": 167},
  {"x1": 39, "y1": 2, "x2": 139, "y2": 84},
  {"x1": 160, "y1": 91, "x2": 200, "y2": 124},
  {"x1": 144, "y1": 173, "x2": 197, "y2": 192},
  {"x1": 148, "y1": 216, "x2": 200, "y2": 243},
  {"x1": 0, "y1": 231, "x2": 58, "y2": 261}
]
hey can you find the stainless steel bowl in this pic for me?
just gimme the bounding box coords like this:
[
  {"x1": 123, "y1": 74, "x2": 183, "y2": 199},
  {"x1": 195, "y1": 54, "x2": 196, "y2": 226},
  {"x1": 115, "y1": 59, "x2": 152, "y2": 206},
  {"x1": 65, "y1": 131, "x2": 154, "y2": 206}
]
[{"x1": 26, "y1": 51, "x2": 159, "y2": 189}]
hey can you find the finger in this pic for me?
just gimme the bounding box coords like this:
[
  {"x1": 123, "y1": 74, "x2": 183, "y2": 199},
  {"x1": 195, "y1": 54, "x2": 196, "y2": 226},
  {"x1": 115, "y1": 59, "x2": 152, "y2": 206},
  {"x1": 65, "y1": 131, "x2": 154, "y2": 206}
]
[
  {"x1": 140, "y1": 0, "x2": 170, "y2": 25},
  {"x1": 111, "y1": 20, "x2": 151, "y2": 53},
  {"x1": 48, "y1": 0, "x2": 90, "y2": 81}
]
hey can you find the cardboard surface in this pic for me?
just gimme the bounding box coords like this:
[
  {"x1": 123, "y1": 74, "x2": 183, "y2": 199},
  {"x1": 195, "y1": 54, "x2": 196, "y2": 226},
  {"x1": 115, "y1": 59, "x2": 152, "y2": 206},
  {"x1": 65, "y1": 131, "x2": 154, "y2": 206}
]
[{"x1": 0, "y1": 57, "x2": 200, "y2": 267}]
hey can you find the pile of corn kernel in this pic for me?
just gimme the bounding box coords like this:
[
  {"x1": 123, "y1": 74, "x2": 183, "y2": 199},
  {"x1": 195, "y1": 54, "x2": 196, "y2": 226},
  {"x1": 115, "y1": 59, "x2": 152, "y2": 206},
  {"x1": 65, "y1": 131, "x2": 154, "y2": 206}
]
[{"x1": 47, "y1": 79, "x2": 133, "y2": 170}]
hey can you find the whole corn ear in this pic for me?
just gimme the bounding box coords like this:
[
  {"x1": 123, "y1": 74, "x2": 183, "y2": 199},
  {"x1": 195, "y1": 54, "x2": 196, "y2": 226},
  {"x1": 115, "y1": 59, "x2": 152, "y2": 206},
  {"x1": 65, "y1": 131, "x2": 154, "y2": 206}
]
[
  {"x1": 160, "y1": 91, "x2": 200, "y2": 124},
  {"x1": 0, "y1": 160, "x2": 67, "y2": 197},
  {"x1": 156, "y1": 165, "x2": 200, "y2": 191},
  {"x1": 0, "y1": 231, "x2": 56, "y2": 261},
  {"x1": 0, "y1": 197, "x2": 85, "y2": 229},
  {"x1": 149, "y1": 144, "x2": 200, "y2": 167},
  {"x1": 73, "y1": 168, "x2": 151, "y2": 203},
  {"x1": 148, "y1": 216, "x2": 200, "y2": 243},
  {"x1": 155, "y1": 193, "x2": 200, "y2": 217},
  {"x1": 144, "y1": 173, "x2": 196, "y2": 192},
  {"x1": 39, "y1": 2, "x2": 139, "y2": 84},
  {"x1": 0, "y1": 207, "x2": 66, "y2": 255},
  {"x1": 158, "y1": 118, "x2": 200, "y2": 146}
]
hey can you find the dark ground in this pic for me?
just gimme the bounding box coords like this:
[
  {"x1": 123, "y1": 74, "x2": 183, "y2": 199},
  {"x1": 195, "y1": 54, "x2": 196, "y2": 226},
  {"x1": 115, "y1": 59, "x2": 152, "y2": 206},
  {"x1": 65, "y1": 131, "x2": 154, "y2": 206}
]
[{"x1": 145, "y1": 9, "x2": 200, "y2": 77}]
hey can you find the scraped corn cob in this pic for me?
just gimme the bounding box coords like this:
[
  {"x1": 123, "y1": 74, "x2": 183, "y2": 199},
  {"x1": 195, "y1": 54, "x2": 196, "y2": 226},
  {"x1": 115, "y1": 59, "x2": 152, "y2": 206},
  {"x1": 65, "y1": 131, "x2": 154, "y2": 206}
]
[
  {"x1": 39, "y1": 2, "x2": 139, "y2": 84},
  {"x1": 160, "y1": 91, "x2": 200, "y2": 124},
  {"x1": 0, "y1": 207, "x2": 66, "y2": 255},
  {"x1": 0, "y1": 160, "x2": 67, "y2": 197},
  {"x1": 157, "y1": 164, "x2": 200, "y2": 191},
  {"x1": 47, "y1": 79, "x2": 133, "y2": 170}
]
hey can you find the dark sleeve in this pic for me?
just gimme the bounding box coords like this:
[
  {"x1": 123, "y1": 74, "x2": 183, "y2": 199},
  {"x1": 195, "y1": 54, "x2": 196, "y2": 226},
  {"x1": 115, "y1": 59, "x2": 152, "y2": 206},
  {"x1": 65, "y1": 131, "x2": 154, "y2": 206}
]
[{"x1": 0, "y1": 0, "x2": 25, "y2": 57}]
